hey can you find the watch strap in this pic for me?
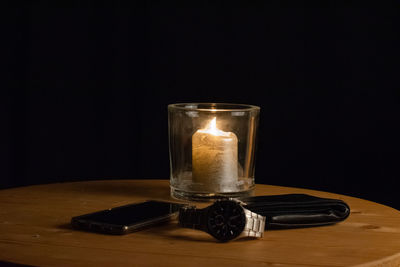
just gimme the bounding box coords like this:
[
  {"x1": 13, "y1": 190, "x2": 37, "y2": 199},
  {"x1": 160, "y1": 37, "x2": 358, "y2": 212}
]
[
  {"x1": 242, "y1": 208, "x2": 266, "y2": 238},
  {"x1": 179, "y1": 206, "x2": 207, "y2": 231}
]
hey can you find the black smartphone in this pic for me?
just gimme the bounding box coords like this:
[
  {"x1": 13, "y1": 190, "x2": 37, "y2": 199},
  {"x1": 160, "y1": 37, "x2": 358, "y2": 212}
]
[{"x1": 71, "y1": 200, "x2": 187, "y2": 235}]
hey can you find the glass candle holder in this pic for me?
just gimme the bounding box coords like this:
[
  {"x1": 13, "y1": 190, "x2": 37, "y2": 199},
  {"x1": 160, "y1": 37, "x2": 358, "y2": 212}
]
[{"x1": 168, "y1": 103, "x2": 260, "y2": 201}]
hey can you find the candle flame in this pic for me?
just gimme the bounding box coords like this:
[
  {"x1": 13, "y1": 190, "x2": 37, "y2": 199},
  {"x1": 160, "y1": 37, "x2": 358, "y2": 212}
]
[
  {"x1": 208, "y1": 117, "x2": 218, "y2": 135},
  {"x1": 199, "y1": 117, "x2": 230, "y2": 136}
]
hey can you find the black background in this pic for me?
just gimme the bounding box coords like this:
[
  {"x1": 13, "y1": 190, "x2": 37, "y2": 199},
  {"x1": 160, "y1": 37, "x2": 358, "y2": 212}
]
[{"x1": 3, "y1": 3, "x2": 400, "y2": 209}]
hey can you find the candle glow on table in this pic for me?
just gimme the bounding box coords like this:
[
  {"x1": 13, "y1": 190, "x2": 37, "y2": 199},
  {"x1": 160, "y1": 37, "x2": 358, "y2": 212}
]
[{"x1": 192, "y1": 117, "x2": 238, "y2": 192}]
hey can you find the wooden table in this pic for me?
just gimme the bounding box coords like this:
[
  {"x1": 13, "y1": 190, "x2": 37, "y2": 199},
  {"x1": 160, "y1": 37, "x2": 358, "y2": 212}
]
[{"x1": 1, "y1": 180, "x2": 400, "y2": 267}]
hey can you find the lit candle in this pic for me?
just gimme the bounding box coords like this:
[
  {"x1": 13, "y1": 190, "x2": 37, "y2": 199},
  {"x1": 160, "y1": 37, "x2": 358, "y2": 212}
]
[{"x1": 192, "y1": 117, "x2": 238, "y2": 191}]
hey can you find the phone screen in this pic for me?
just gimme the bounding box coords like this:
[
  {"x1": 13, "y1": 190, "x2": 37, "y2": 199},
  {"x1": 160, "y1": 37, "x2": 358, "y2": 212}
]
[{"x1": 71, "y1": 201, "x2": 186, "y2": 234}]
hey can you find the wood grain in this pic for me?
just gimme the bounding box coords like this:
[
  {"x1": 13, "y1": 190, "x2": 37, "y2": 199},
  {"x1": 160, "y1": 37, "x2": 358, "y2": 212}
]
[{"x1": 0, "y1": 179, "x2": 400, "y2": 267}]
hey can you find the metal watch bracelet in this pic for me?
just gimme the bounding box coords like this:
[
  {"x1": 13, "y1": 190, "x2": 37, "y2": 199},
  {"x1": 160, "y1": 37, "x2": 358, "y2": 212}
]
[
  {"x1": 240, "y1": 208, "x2": 266, "y2": 238},
  {"x1": 179, "y1": 203, "x2": 266, "y2": 240}
]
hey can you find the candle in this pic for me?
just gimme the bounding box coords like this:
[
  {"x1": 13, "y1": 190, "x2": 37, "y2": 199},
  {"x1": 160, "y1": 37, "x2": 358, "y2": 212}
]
[{"x1": 192, "y1": 117, "x2": 238, "y2": 191}]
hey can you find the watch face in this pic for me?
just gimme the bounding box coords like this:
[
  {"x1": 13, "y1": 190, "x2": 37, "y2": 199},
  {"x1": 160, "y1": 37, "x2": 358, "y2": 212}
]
[{"x1": 206, "y1": 200, "x2": 246, "y2": 242}]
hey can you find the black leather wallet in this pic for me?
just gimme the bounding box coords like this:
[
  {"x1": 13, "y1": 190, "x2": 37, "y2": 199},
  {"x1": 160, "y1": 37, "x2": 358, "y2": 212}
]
[{"x1": 238, "y1": 194, "x2": 350, "y2": 229}]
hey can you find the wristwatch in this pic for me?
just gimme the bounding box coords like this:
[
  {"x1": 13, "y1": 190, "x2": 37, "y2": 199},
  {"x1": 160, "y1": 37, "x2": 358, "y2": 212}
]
[{"x1": 178, "y1": 199, "x2": 266, "y2": 242}]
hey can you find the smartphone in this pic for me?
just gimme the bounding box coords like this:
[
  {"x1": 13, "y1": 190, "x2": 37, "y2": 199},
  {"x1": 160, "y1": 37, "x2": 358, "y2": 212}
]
[{"x1": 71, "y1": 200, "x2": 187, "y2": 235}]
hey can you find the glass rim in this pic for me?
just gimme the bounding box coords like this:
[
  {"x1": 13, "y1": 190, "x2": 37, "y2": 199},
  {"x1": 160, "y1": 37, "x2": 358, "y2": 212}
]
[{"x1": 168, "y1": 103, "x2": 260, "y2": 112}]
